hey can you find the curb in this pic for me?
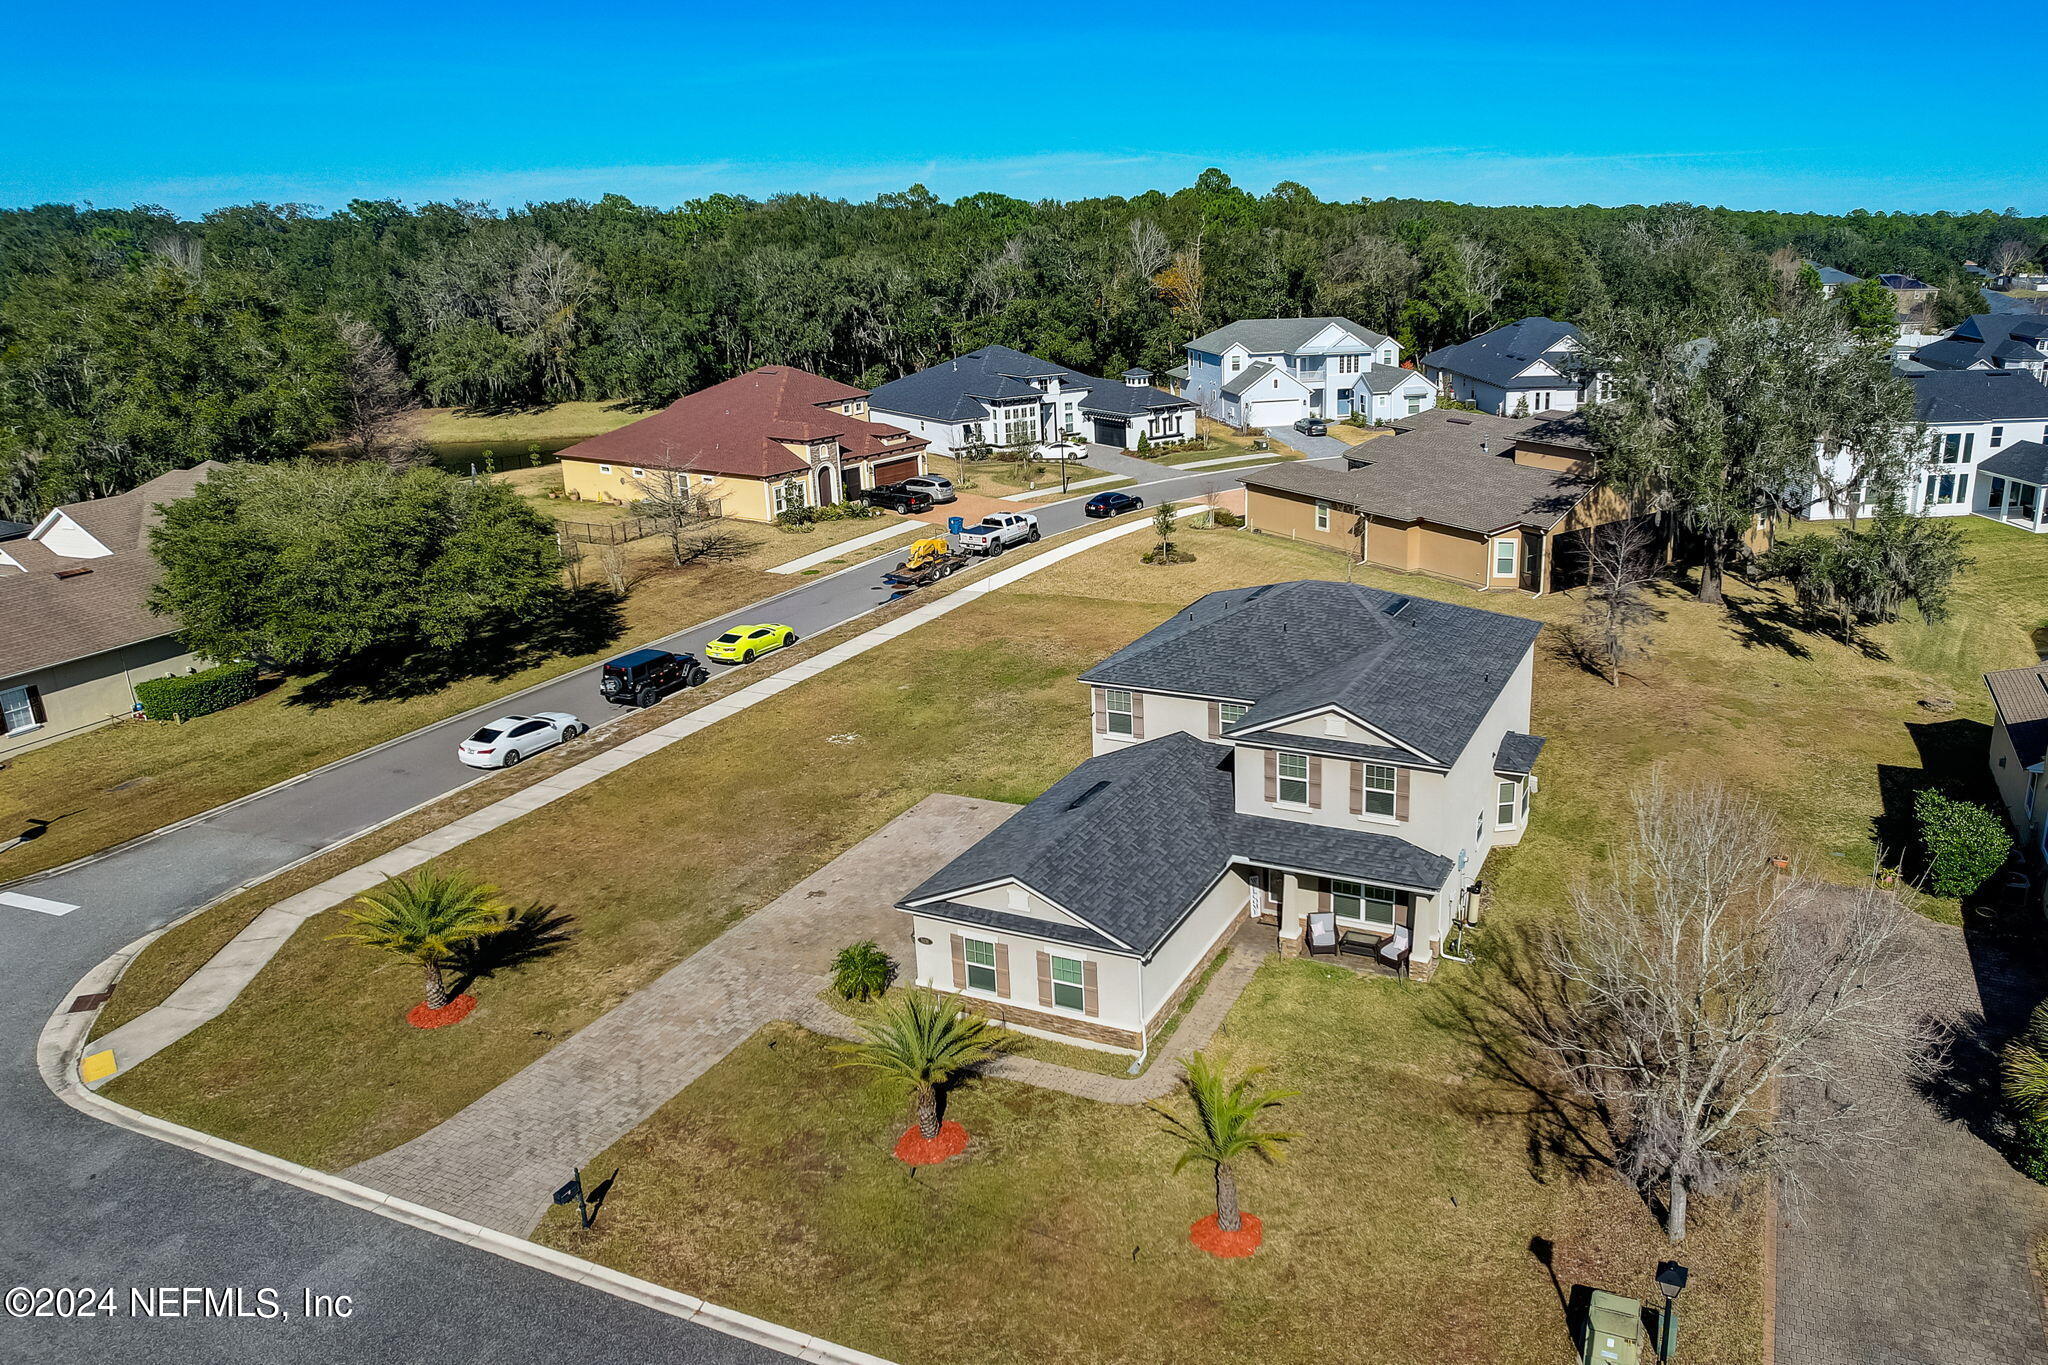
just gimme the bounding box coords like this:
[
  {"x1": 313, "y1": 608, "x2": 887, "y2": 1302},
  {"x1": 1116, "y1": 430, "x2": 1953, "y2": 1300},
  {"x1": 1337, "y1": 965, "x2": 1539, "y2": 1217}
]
[{"x1": 36, "y1": 947, "x2": 897, "y2": 1365}]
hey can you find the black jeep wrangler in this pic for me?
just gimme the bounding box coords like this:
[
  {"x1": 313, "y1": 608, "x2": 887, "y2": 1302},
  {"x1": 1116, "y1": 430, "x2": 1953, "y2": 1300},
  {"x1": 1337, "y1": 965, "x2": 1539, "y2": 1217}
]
[
  {"x1": 600, "y1": 648, "x2": 709, "y2": 708},
  {"x1": 862, "y1": 483, "x2": 935, "y2": 514}
]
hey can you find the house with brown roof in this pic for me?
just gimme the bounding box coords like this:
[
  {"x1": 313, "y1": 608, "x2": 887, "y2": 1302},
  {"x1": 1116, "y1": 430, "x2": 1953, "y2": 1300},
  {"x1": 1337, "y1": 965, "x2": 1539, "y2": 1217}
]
[
  {"x1": 553, "y1": 366, "x2": 929, "y2": 522},
  {"x1": 1238, "y1": 408, "x2": 1648, "y2": 595},
  {"x1": 1987, "y1": 660, "x2": 2048, "y2": 863},
  {"x1": 0, "y1": 464, "x2": 220, "y2": 758}
]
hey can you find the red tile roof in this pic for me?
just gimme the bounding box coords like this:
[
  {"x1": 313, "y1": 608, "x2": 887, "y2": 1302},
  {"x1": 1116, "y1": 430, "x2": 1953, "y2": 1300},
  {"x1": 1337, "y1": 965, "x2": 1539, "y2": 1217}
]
[{"x1": 556, "y1": 366, "x2": 927, "y2": 479}]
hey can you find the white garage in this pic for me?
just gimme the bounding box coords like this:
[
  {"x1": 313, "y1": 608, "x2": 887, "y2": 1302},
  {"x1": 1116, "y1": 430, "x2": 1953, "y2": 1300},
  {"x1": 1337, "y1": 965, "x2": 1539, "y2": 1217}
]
[{"x1": 1220, "y1": 362, "x2": 1312, "y2": 428}]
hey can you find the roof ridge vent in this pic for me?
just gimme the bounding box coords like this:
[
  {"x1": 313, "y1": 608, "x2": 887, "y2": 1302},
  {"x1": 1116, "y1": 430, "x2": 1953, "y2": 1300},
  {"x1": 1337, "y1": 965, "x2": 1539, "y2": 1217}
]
[{"x1": 53, "y1": 566, "x2": 93, "y2": 580}]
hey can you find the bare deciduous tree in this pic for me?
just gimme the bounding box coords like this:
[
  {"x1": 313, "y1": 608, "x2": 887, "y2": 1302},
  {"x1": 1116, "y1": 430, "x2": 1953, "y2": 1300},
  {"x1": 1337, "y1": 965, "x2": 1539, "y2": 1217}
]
[
  {"x1": 1452, "y1": 237, "x2": 1504, "y2": 333},
  {"x1": 1990, "y1": 239, "x2": 2030, "y2": 279},
  {"x1": 633, "y1": 464, "x2": 730, "y2": 569},
  {"x1": 1533, "y1": 775, "x2": 1933, "y2": 1241},
  {"x1": 1574, "y1": 517, "x2": 1661, "y2": 684},
  {"x1": 336, "y1": 318, "x2": 429, "y2": 468},
  {"x1": 1125, "y1": 218, "x2": 1171, "y2": 283}
]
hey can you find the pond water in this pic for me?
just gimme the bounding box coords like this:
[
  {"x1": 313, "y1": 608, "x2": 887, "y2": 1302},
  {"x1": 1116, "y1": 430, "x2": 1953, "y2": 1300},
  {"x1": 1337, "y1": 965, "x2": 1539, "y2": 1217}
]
[{"x1": 427, "y1": 436, "x2": 589, "y2": 477}]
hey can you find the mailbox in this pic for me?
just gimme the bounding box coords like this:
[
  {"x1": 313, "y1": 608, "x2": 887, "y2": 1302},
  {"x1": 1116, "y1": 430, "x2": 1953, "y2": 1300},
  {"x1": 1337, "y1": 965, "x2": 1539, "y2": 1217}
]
[{"x1": 1581, "y1": 1290, "x2": 1644, "y2": 1365}]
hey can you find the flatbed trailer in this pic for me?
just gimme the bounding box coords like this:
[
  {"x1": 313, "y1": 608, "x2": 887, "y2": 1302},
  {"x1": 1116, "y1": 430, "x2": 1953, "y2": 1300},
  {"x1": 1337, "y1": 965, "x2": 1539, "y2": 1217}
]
[{"x1": 879, "y1": 537, "x2": 974, "y2": 590}]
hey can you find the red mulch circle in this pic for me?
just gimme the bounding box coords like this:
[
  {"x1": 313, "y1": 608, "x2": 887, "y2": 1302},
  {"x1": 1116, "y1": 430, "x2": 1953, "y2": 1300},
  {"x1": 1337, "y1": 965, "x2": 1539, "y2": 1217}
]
[
  {"x1": 1188, "y1": 1212, "x2": 1264, "y2": 1258},
  {"x1": 893, "y1": 1120, "x2": 970, "y2": 1165},
  {"x1": 406, "y1": 994, "x2": 478, "y2": 1029}
]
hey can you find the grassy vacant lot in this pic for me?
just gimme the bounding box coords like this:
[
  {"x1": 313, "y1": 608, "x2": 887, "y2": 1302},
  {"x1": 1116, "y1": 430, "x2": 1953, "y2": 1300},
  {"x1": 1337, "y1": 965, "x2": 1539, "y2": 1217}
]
[
  {"x1": 0, "y1": 499, "x2": 893, "y2": 882},
  {"x1": 410, "y1": 401, "x2": 645, "y2": 446}
]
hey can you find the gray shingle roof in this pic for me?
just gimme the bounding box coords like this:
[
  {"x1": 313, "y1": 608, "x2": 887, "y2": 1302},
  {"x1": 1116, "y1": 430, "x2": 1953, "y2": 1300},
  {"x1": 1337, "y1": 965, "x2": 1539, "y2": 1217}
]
[
  {"x1": 898, "y1": 733, "x2": 1453, "y2": 955},
  {"x1": 1981, "y1": 441, "x2": 2048, "y2": 485},
  {"x1": 867, "y1": 345, "x2": 1189, "y2": 424},
  {"x1": 1804, "y1": 261, "x2": 1862, "y2": 287},
  {"x1": 1494, "y1": 732, "x2": 1546, "y2": 775},
  {"x1": 1877, "y1": 273, "x2": 1933, "y2": 291},
  {"x1": 1239, "y1": 407, "x2": 1595, "y2": 537},
  {"x1": 1220, "y1": 361, "x2": 1294, "y2": 399},
  {"x1": 1911, "y1": 370, "x2": 2048, "y2": 424},
  {"x1": 1420, "y1": 318, "x2": 1584, "y2": 391},
  {"x1": 1915, "y1": 315, "x2": 2048, "y2": 372},
  {"x1": 1187, "y1": 316, "x2": 1391, "y2": 357},
  {"x1": 1081, "y1": 576, "x2": 1542, "y2": 766},
  {"x1": 1987, "y1": 662, "x2": 2048, "y2": 768},
  {"x1": 1358, "y1": 362, "x2": 1431, "y2": 395}
]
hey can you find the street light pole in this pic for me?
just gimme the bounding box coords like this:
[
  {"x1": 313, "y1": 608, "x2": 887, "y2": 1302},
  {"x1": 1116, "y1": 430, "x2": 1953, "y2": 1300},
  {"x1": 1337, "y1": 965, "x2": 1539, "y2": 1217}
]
[{"x1": 1655, "y1": 1261, "x2": 1689, "y2": 1361}]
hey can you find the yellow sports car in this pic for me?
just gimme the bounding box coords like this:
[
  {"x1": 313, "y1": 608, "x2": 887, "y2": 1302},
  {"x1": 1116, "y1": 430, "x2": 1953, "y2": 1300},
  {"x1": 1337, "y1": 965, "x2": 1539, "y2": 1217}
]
[{"x1": 704, "y1": 622, "x2": 798, "y2": 664}]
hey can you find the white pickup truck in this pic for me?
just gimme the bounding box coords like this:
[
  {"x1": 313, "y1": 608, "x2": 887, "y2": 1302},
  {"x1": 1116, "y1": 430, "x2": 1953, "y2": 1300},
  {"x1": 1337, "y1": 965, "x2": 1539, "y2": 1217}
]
[{"x1": 954, "y1": 512, "x2": 1041, "y2": 556}]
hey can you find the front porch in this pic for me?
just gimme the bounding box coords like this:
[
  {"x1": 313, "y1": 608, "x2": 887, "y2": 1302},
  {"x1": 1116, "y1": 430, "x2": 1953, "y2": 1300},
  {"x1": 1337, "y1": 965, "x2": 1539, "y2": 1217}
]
[{"x1": 1236, "y1": 863, "x2": 1447, "y2": 980}]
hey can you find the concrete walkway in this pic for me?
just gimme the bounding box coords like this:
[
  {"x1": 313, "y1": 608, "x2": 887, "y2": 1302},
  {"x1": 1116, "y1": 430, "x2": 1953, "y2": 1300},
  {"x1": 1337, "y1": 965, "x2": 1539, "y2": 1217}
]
[
  {"x1": 346, "y1": 795, "x2": 1016, "y2": 1234},
  {"x1": 1774, "y1": 899, "x2": 2048, "y2": 1365},
  {"x1": 84, "y1": 506, "x2": 1209, "y2": 1088}
]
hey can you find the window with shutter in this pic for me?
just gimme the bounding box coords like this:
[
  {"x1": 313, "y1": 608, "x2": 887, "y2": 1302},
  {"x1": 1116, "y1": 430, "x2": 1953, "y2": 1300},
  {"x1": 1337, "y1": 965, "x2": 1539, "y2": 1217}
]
[
  {"x1": 1275, "y1": 752, "x2": 1310, "y2": 805},
  {"x1": 0, "y1": 686, "x2": 41, "y2": 735}
]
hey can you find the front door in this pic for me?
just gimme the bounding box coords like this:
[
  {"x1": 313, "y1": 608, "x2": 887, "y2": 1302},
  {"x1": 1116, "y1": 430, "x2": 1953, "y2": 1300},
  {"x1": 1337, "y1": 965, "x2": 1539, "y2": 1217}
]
[
  {"x1": 815, "y1": 464, "x2": 838, "y2": 506},
  {"x1": 1247, "y1": 867, "x2": 1283, "y2": 919},
  {"x1": 1520, "y1": 530, "x2": 1544, "y2": 593}
]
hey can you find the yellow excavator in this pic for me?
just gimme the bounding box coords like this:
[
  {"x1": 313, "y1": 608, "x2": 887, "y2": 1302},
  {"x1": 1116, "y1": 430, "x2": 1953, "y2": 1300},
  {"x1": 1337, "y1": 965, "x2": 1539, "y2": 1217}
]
[{"x1": 880, "y1": 536, "x2": 970, "y2": 590}]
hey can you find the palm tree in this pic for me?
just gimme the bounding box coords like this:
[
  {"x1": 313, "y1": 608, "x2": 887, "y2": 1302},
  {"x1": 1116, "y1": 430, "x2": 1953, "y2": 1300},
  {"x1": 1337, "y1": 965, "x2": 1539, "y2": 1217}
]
[
  {"x1": 1149, "y1": 1053, "x2": 1297, "y2": 1233},
  {"x1": 834, "y1": 990, "x2": 1005, "y2": 1141},
  {"x1": 2004, "y1": 1001, "x2": 2048, "y2": 1120},
  {"x1": 330, "y1": 870, "x2": 509, "y2": 1011},
  {"x1": 831, "y1": 941, "x2": 895, "y2": 1002}
]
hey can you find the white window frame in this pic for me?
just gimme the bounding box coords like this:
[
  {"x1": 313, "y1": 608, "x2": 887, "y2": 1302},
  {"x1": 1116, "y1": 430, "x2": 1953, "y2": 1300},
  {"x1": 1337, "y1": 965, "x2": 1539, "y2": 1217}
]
[
  {"x1": 1361, "y1": 762, "x2": 1397, "y2": 818},
  {"x1": 630, "y1": 467, "x2": 645, "y2": 478},
  {"x1": 772, "y1": 480, "x2": 808, "y2": 516},
  {"x1": 1048, "y1": 954, "x2": 1086, "y2": 1011},
  {"x1": 1329, "y1": 879, "x2": 1400, "y2": 928},
  {"x1": 1276, "y1": 752, "x2": 1310, "y2": 806},
  {"x1": 1, "y1": 685, "x2": 41, "y2": 735},
  {"x1": 598, "y1": 464, "x2": 613, "y2": 475},
  {"x1": 1103, "y1": 688, "x2": 1135, "y2": 738},
  {"x1": 1595, "y1": 373, "x2": 1616, "y2": 403},
  {"x1": 1496, "y1": 780, "x2": 1520, "y2": 829},
  {"x1": 1218, "y1": 701, "x2": 1249, "y2": 730},
  {"x1": 1314, "y1": 501, "x2": 1331, "y2": 532},
  {"x1": 1229, "y1": 354, "x2": 1243, "y2": 374},
  {"x1": 1493, "y1": 537, "x2": 1518, "y2": 578},
  {"x1": 1336, "y1": 354, "x2": 1360, "y2": 375},
  {"x1": 962, "y1": 937, "x2": 998, "y2": 993}
]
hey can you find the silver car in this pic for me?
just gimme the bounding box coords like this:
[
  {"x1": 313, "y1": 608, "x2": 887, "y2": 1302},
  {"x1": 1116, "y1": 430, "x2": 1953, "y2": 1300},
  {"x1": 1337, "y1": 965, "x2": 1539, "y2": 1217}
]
[
  {"x1": 898, "y1": 475, "x2": 956, "y2": 504},
  {"x1": 457, "y1": 711, "x2": 584, "y2": 769}
]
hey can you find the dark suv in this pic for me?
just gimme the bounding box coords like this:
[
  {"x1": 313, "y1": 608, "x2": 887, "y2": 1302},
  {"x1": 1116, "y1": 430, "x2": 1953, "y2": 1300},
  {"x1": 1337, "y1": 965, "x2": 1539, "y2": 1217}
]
[
  {"x1": 600, "y1": 648, "x2": 708, "y2": 708},
  {"x1": 1293, "y1": 415, "x2": 1329, "y2": 436},
  {"x1": 863, "y1": 483, "x2": 936, "y2": 514}
]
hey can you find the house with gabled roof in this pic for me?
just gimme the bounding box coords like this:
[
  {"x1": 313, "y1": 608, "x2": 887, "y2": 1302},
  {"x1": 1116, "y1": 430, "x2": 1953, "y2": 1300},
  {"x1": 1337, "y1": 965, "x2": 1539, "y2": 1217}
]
[
  {"x1": 554, "y1": 365, "x2": 929, "y2": 520},
  {"x1": 866, "y1": 346, "x2": 1195, "y2": 457},
  {"x1": 896, "y1": 579, "x2": 1544, "y2": 1053},
  {"x1": 1420, "y1": 317, "x2": 1602, "y2": 416},
  {"x1": 1182, "y1": 317, "x2": 1425, "y2": 426},
  {"x1": 1988, "y1": 660, "x2": 2048, "y2": 863},
  {"x1": 1913, "y1": 314, "x2": 2048, "y2": 380},
  {"x1": 0, "y1": 464, "x2": 221, "y2": 757}
]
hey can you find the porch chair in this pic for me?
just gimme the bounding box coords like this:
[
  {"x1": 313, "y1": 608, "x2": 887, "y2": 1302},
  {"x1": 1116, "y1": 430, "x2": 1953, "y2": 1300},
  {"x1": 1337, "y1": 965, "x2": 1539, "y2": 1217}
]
[
  {"x1": 1306, "y1": 912, "x2": 1339, "y2": 959},
  {"x1": 1378, "y1": 924, "x2": 1412, "y2": 978}
]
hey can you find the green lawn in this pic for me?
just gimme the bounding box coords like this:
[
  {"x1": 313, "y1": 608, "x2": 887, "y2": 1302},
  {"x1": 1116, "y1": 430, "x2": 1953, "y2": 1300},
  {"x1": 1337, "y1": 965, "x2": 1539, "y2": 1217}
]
[{"x1": 410, "y1": 401, "x2": 645, "y2": 446}]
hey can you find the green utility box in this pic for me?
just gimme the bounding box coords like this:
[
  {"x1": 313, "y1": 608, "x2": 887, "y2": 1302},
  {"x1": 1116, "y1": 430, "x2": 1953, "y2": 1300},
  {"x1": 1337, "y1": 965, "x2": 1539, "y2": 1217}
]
[{"x1": 1581, "y1": 1289, "x2": 1645, "y2": 1365}]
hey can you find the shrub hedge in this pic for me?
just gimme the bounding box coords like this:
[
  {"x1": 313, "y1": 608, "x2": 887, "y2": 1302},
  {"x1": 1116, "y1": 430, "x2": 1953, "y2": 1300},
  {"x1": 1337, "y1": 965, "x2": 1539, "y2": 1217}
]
[
  {"x1": 1914, "y1": 789, "x2": 2013, "y2": 898},
  {"x1": 134, "y1": 661, "x2": 264, "y2": 721}
]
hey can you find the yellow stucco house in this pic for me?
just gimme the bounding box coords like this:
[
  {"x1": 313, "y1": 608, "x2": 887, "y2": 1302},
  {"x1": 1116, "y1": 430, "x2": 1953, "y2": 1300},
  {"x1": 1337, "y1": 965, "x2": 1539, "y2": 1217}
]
[{"x1": 555, "y1": 366, "x2": 929, "y2": 522}]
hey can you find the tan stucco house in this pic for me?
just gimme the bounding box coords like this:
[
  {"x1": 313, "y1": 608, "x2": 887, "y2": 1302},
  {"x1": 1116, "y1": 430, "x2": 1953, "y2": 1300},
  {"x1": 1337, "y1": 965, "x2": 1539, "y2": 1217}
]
[
  {"x1": 555, "y1": 366, "x2": 929, "y2": 522},
  {"x1": 0, "y1": 464, "x2": 219, "y2": 759},
  {"x1": 896, "y1": 580, "x2": 1544, "y2": 1055},
  {"x1": 1239, "y1": 407, "x2": 1646, "y2": 595},
  {"x1": 1988, "y1": 661, "x2": 2048, "y2": 864}
]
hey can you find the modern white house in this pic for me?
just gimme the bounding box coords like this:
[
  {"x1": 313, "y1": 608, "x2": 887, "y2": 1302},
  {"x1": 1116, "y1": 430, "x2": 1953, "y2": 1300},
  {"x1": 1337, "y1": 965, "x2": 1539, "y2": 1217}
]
[
  {"x1": 1805, "y1": 369, "x2": 2048, "y2": 532},
  {"x1": 866, "y1": 346, "x2": 1195, "y2": 457},
  {"x1": 1421, "y1": 317, "x2": 1602, "y2": 416},
  {"x1": 895, "y1": 580, "x2": 1544, "y2": 1054},
  {"x1": 1182, "y1": 317, "x2": 1425, "y2": 426}
]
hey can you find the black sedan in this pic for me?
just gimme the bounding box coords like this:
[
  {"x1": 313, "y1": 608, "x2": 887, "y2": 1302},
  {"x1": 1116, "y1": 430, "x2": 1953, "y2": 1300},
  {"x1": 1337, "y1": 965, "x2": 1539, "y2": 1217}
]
[
  {"x1": 1293, "y1": 415, "x2": 1329, "y2": 436},
  {"x1": 1084, "y1": 490, "x2": 1147, "y2": 518}
]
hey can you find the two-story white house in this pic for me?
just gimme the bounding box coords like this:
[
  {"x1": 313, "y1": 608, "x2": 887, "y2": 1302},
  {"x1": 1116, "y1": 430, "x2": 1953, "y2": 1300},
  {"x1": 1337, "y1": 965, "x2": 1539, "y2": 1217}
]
[
  {"x1": 1422, "y1": 317, "x2": 1601, "y2": 416},
  {"x1": 895, "y1": 580, "x2": 1544, "y2": 1054},
  {"x1": 1182, "y1": 317, "x2": 1432, "y2": 426},
  {"x1": 866, "y1": 346, "x2": 1195, "y2": 457},
  {"x1": 1805, "y1": 369, "x2": 2048, "y2": 532}
]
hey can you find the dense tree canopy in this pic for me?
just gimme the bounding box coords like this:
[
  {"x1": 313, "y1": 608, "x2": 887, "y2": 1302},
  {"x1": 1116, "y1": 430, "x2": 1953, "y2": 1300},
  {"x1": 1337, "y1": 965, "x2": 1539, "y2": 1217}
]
[{"x1": 3, "y1": 179, "x2": 2039, "y2": 517}]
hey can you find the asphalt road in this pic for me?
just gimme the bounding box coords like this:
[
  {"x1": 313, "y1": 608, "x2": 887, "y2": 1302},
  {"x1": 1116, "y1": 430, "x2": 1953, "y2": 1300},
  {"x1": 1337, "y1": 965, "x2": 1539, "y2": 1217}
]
[{"x1": 0, "y1": 451, "x2": 1314, "y2": 1363}]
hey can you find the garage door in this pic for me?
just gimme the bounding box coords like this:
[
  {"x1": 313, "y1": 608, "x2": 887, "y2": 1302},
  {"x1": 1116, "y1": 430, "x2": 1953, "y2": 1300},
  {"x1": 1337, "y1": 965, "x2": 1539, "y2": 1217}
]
[
  {"x1": 1092, "y1": 418, "x2": 1127, "y2": 447},
  {"x1": 872, "y1": 457, "x2": 922, "y2": 485},
  {"x1": 1247, "y1": 399, "x2": 1296, "y2": 427}
]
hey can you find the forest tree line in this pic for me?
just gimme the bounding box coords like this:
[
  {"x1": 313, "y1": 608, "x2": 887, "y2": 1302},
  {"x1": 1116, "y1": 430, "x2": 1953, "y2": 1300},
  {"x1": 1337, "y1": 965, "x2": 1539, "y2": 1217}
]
[{"x1": 1, "y1": 169, "x2": 2041, "y2": 518}]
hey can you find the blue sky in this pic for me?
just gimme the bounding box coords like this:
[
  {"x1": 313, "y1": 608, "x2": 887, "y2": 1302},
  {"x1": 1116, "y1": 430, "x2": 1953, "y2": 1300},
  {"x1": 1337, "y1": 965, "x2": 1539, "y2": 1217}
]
[{"x1": 5, "y1": 1, "x2": 2036, "y2": 217}]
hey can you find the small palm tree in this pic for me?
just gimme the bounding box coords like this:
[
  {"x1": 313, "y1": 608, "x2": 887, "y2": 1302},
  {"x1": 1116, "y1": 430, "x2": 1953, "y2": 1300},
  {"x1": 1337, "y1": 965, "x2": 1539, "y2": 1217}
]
[
  {"x1": 834, "y1": 990, "x2": 1006, "y2": 1141},
  {"x1": 831, "y1": 941, "x2": 895, "y2": 1002},
  {"x1": 1149, "y1": 1053, "x2": 1297, "y2": 1233},
  {"x1": 330, "y1": 870, "x2": 509, "y2": 1011},
  {"x1": 2005, "y1": 1001, "x2": 2048, "y2": 1120}
]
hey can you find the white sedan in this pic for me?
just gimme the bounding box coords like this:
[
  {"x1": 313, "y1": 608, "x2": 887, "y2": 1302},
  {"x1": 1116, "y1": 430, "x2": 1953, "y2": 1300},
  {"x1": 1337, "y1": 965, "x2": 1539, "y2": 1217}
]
[{"x1": 457, "y1": 712, "x2": 584, "y2": 769}]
